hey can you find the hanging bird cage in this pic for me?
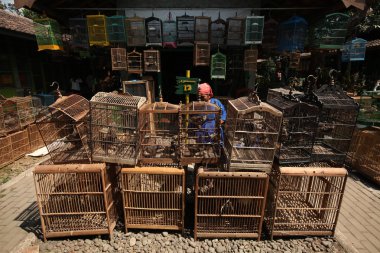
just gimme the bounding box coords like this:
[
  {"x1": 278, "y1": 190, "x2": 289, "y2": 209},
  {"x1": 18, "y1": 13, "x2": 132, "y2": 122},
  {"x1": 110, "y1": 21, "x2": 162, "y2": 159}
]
[
  {"x1": 35, "y1": 95, "x2": 90, "y2": 164},
  {"x1": 106, "y1": 15, "x2": 126, "y2": 43},
  {"x1": 277, "y1": 16, "x2": 308, "y2": 53},
  {"x1": 226, "y1": 16, "x2": 245, "y2": 46},
  {"x1": 111, "y1": 48, "x2": 127, "y2": 71},
  {"x1": 312, "y1": 13, "x2": 350, "y2": 49},
  {"x1": 210, "y1": 51, "x2": 227, "y2": 79},
  {"x1": 123, "y1": 80, "x2": 154, "y2": 104},
  {"x1": 143, "y1": 49, "x2": 161, "y2": 72},
  {"x1": 228, "y1": 48, "x2": 244, "y2": 71},
  {"x1": 145, "y1": 16, "x2": 163, "y2": 46},
  {"x1": 244, "y1": 48, "x2": 258, "y2": 72},
  {"x1": 210, "y1": 15, "x2": 226, "y2": 46},
  {"x1": 86, "y1": 15, "x2": 109, "y2": 47},
  {"x1": 176, "y1": 14, "x2": 195, "y2": 46},
  {"x1": 245, "y1": 16, "x2": 265, "y2": 45},
  {"x1": 225, "y1": 96, "x2": 283, "y2": 172},
  {"x1": 127, "y1": 49, "x2": 143, "y2": 74},
  {"x1": 0, "y1": 96, "x2": 34, "y2": 134},
  {"x1": 68, "y1": 18, "x2": 89, "y2": 49},
  {"x1": 194, "y1": 42, "x2": 210, "y2": 66},
  {"x1": 262, "y1": 18, "x2": 278, "y2": 50},
  {"x1": 162, "y1": 12, "x2": 177, "y2": 48},
  {"x1": 195, "y1": 15, "x2": 211, "y2": 42},
  {"x1": 138, "y1": 101, "x2": 180, "y2": 165},
  {"x1": 125, "y1": 16, "x2": 146, "y2": 47},
  {"x1": 341, "y1": 38, "x2": 367, "y2": 62},
  {"x1": 34, "y1": 18, "x2": 63, "y2": 51},
  {"x1": 179, "y1": 101, "x2": 222, "y2": 165},
  {"x1": 90, "y1": 92, "x2": 146, "y2": 165}
]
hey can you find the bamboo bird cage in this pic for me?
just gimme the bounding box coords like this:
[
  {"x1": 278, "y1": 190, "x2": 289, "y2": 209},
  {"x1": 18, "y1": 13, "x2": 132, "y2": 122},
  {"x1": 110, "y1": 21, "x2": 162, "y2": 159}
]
[
  {"x1": 68, "y1": 18, "x2": 89, "y2": 49},
  {"x1": 145, "y1": 16, "x2": 163, "y2": 47},
  {"x1": 125, "y1": 16, "x2": 146, "y2": 47},
  {"x1": 244, "y1": 16, "x2": 264, "y2": 45},
  {"x1": 210, "y1": 16, "x2": 226, "y2": 46},
  {"x1": 176, "y1": 14, "x2": 195, "y2": 46},
  {"x1": 86, "y1": 15, "x2": 109, "y2": 47},
  {"x1": 28, "y1": 123, "x2": 45, "y2": 152},
  {"x1": 0, "y1": 135, "x2": 12, "y2": 168},
  {"x1": 244, "y1": 48, "x2": 258, "y2": 72},
  {"x1": 111, "y1": 48, "x2": 127, "y2": 71},
  {"x1": 226, "y1": 16, "x2": 245, "y2": 46},
  {"x1": 127, "y1": 49, "x2": 143, "y2": 74},
  {"x1": 143, "y1": 49, "x2": 161, "y2": 72},
  {"x1": 162, "y1": 12, "x2": 177, "y2": 48},
  {"x1": 0, "y1": 96, "x2": 34, "y2": 134},
  {"x1": 195, "y1": 15, "x2": 211, "y2": 42},
  {"x1": 106, "y1": 15, "x2": 126, "y2": 43},
  {"x1": 194, "y1": 42, "x2": 210, "y2": 66}
]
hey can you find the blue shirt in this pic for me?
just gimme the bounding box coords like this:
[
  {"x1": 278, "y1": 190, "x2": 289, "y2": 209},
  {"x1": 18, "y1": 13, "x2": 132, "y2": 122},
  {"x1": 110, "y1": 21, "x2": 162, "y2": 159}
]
[{"x1": 209, "y1": 98, "x2": 227, "y2": 122}]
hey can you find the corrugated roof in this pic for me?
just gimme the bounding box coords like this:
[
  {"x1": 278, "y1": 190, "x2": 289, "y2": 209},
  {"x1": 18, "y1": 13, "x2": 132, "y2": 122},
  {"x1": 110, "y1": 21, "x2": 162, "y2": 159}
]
[
  {"x1": 367, "y1": 39, "x2": 380, "y2": 48},
  {"x1": 0, "y1": 9, "x2": 35, "y2": 35}
]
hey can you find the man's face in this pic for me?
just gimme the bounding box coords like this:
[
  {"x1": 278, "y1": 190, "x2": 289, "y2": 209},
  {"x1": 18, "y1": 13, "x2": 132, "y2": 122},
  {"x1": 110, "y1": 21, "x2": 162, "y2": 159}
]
[{"x1": 199, "y1": 92, "x2": 210, "y2": 102}]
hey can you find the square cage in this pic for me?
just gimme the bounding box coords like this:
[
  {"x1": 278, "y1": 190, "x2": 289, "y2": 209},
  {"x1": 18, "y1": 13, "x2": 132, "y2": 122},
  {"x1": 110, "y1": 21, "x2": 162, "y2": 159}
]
[
  {"x1": 262, "y1": 18, "x2": 278, "y2": 51},
  {"x1": 195, "y1": 16, "x2": 211, "y2": 42},
  {"x1": 122, "y1": 80, "x2": 154, "y2": 104},
  {"x1": 0, "y1": 135, "x2": 13, "y2": 168},
  {"x1": 162, "y1": 13, "x2": 177, "y2": 48},
  {"x1": 194, "y1": 42, "x2": 210, "y2": 66},
  {"x1": 179, "y1": 101, "x2": 222, "y2": 165},
  {"x1": 288, "y1": 52, "x2": 301, "y2": 70},
  {"x1": 36, "y1": 95, "x2": 90, "y2": 164},
  {"x1": 266, "y1": 165, "x2": 347, "y2": 239},
  {"x1": 69, "y1": 18, "x2": 89, "y2": 49},
  {"x1": 176, "y1": 14, "x2": 195, "y2": 46},
  {"x1": 0, "y1": 103, "x2": 4, "y2": 136},
  {"x1": 106, "y1": 15, "x2": 126, "y2": 43},
  {"x1": 111, "y1": 48, "x2": 127, "y2": 71},
  {"x1": 210, "y1": 17, "x2": 226, "y2": 45},
  {"x1": 138, "y1": 101, "x2": 180, "y2": 165},
  {"x1": 245, "y1": 16, "x2": 264, "y2": 45},
  {"x1": 86, "y1": 15, "x2": 109, "y2": 47},
  {"x1": 34, "y1": 18, "x2": 63, "y2": 51},
  {"x1": 121, "y1": 167, "x2": 185, "y2": 232},
  {"x1": 342, "y1": 38, "x2": 367, "y2": 62},
  {"x1": 9, "y1": 129, "x2": 30, "y2": 161},
  {"x1": 226, "y1": 17, "x2": 245, "y2": 46},
  {"x1": 211, "y1": 52, "x2": 226, "y2": 80},
  {"x1": 28, "y1": 123, "x2": 45, "y2": 152},
  {"x1": 195, "y1": 168, "x2": 269, "y2": 240},
  {"x1": 145, "y1": 16, "x2": 163, "y2": 46},
  {"x1": 127, "y1": 50, "x2": 143, "y2": 74},
  {"x1": 356, "y1": 90, "x2": 380, "y2": 126},
  {"x1": 1, "y1": 96, "x2": 34, "y2": 134},
  {"x1": 225, "y1": 97, "x2": 283, "y2": 172},
  {"x1": 277, "y1": 16, "x2": 308, "y2": 52},
  {"x1": 125, "y1": 16, "x2": 146, "y2": 47},
  {"x1": 90, "y1": 92, "x2": 146, "y2": 165},
  {"x1": 144, "y1": 49, "x2": 161, "y2": 72},
  {"x1": 266, "y1": 88, "x2": 304, "y2": 101},
  {"x1": 244, "y1": 48, "x2": 258, "y2": 72},
  {"x1": 34, "y1": 163, "x2": 117, "y2": 241}
]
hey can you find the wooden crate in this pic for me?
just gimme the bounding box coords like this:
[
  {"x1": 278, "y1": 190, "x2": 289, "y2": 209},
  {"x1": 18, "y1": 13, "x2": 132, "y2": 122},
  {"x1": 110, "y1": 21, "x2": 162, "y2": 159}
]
[
  {"x1": 10, "y1": 129, "x2": 30, "y2": 160},
  {"x1": 28, "y1": 123, "x2": 45, "y2": 151},
  {"x1": 0, "y1": 135, "x2": 13, "y2": 168},
  {"x1": 121, "y1": 167, "x2": 185, "y2": 232},
  {"x1": 195, "y1": 168, "x2": 269, "y2": 240},
  {"x1": 33, "y1": 163, "x2": 116, "y2": 241}
]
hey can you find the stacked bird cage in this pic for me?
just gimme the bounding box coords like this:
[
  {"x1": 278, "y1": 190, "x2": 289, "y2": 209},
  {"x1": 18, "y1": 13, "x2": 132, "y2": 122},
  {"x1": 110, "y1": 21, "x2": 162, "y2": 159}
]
[
  {"x1": 0, "y1": 102, "x2": 5, "y2": 136},
  {"x1": 195, "y1": 168, "x2": 269, "y2": 240},
  {"x1": 143, "y1": 49, "x2": 161, "y2": 72},
  {"x1": 194, "y1": 42, "x2": 210, "y2": 66},
  {"x1": 90, "y1": 92, "x2": 146, "y2": 165},
  {"x1": 266, "y1": 165, "x2": 347, "y2": 239},
  {"x1": 127, "y1": 50, "x2": 143, "y2": 74},
  {"x1": 35, "y1": 95, "x2": 90, "y2": 164},
  {"x1": 225, "y1": 95, "x2": 282, "y2": 172},
  {"x1": 277, "y1": 16, "x2": 308, "y2": 52},
  {"x1": 226, "y1": 16, "x2": 245, "y2": 46},
  {"x1": 1, "y1": 96, "x2": 34, "y2": 134},
  {"x1": 179, "y1": 101, "x2": 222, "y2": 165},
  {"x1": 34, "y1": 163, "x2": 116, "y2": 241},
  {"x1": 121, "y1": 167, "x2": 185, "y2": 232},
  {"x1": 244, "y1": 48, "x2": 258, "y2": 72},
  {"x1": 145, "y1": 16, "x2": 163, "y2": 46},
  {"x1": 69, "y1": 18, "x2": 89, "y2": 49},
  {"x1": 138, "y1": 101, "x2": 180, "y2": 165},
  {"x1": 245, "y1": 16, "x2": 264, "y2": 45},
  {"x1": 195, "y1": 15, "x2": 211, "y2": 42},
  {"x1": 86, "y1": 15, "x2": 109, "y2": 47},
  {"x1": 210, "y1": 51, "x2": 226, "y2": 80},
  {"x1": 106, "y1": 15, "x2": 126, "y2": 44},
  {"x1": 9, "y1": 128, "x2": 30, "y2": 161},
  {"x1": 176, "y1": 14, "x2": 195, "y2": 46},
  {"x1": 125, "y1": 16, "x2": 146, "y2": 47},
  {"x1": 210, "y1": 15, "x2": 226, "y2": 46},
  {"x1": 28, "y1": 123, "x2": 45, "y2": 151},
  {"x1": 111, "y1": 48, "x2": 127, "y2": 71},
  {"x1": 0, "y1": 135, "x2": 13, "y2": 168},
  {"x1": 122, "y1": 80, "x2": 154, "y2": 104}
]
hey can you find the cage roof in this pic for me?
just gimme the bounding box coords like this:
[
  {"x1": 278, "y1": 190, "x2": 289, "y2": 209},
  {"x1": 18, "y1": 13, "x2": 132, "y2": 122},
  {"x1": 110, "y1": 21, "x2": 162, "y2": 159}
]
[
  {"x1": 229, "y1": 97, "x2": 282, "y2": 116},
  {"x1": 267, "y1": 96, "x2": 319, "y2": 117},
  {"x1": 180, "y1": 101, "x2": 220, "y2": 112},
  {"x1": 90, "y1": 92, "x2": 146, "y2": 108},
  {"x1": 49, "y1": 94, "x2": 89, "y2": 122},
  {"x1": 313, "y1": 85, "x2": 359, "y2": 109},
  {"x1": 140, "y1": 101, "x2": 179, "y2": 113}
]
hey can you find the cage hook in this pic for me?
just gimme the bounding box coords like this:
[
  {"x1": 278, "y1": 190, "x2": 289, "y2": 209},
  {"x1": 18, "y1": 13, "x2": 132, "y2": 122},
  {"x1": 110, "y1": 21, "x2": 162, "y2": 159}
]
[
  {"x1": 50, "y1": 81, "x2": 62, "y2": 98},
  {"x1": 373, "y1": 80, "x2": 380, "y2": 91},
  {"x1": 248, "y1": 83, "x2": 261, "y2": 105},
  {"x1": 329, "y1": 69, "x2": 338, "y2": 86}
]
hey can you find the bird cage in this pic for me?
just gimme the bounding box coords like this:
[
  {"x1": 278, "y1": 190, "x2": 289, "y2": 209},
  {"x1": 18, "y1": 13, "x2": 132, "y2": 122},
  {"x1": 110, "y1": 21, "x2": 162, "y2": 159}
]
[
  {"x1": 127, "y1": 49, "x2": 143, "y2": 74},
  {"x1": 0, "y1": 135, "x2": 12, "y2": 168},
  {"x1": 225, "y1": 96, "x2": 283, "y2": 172},
  {"x1": 111, "y1": 48, "x2": 127, "y2": 71},
  {"x1": 226, "y1": 16, "x2": 245, "y2": 46},
  {"x1": 0, "y1": 103, "x2": 5, "y2": 136},
  {"x1": 195, "y1": 168, "x2": 269, "y2": 240},
  {"x1": 106, "y1": 15, "x2": 126, "y2": 43},
  {"x1": 86, "y1": 15, "x2": 109, "y2": 47},
  {"x1": 356, "y1": 89, "x2": 380, "y2": 126},
  {"x1": 34, "y1": 163, "x2": 116, "y2": 241},
  {"x1": 228, "y1": 48, "x2": 244, "y2": 71},
  {"x1": 90, "y1": 92, "x2": 146, "y2": 165},
  {"x1": 194, "y1": 42, "x2": 210, "y2": 66},
  {"x1": 312, "y1": 13, "x2": 350, "y2": 49},
  {"x1": 341, "y1": 38, "x2": 367, "y2": 62},
  {"x1": 288, "y1": 52, "x2": 301, "y2": 70},
  {"x1": 35, "y1": 95, "x2": 90, "y2": 164},
  {"x1": 267, "y1": 96, "x2": 319, "y2": 164},
  {"x1": 262, "y1": 18, "x2": 278, "y2": 50},
  {"x1": 123, "y1": 80, "x2": 154, "y2": 104},
  {"x1": 179, "y1": 101, "x2": 222, "y2": 165},
  {"x1": 210, "y1": 16, "x2": 226, "y2": 46},
  {"x1": 267, "y1": 87, "x2": 304, "y2": 101},
  {"x1": 244, "y1": 48, "x2": 258, "y2": 72},
  {"x1": 145, "y1": 16, "x2": 163, "y2": 46},
  {"x1": 28, "y1": 123, "x2": 45, "y2": 151},
  {"x1": 121, "y1": 167, "x2": 185, "y2": 232},
  {"x1": 266, "y1": 165, "x2": 347, "y2": 239},
  {"x1": 9, "y1": 128, "x2": 30, "y2": 160},
  {"x1": 1, "y1": 96, "x2": 34, "y2": 134},
  {"x1": 176, "y1": 14, "x2": 195, "y2": 46},
  {"x1": 68, "y1": 18, "x2": 89, "y2": 49},
  {"x1": 277, "y1": 16, "x2": 308, "y2": 52},
  {"x1": 162, "y1": 12, "x2": 177, "y2": 48},
  {"x1": 144, "y1": 49, "x2": 161, "y2": 72},
  {"x1": 125, "y1": 16, "x2": 146, "y2": 47},
  {"x1": 245, "y1": 16, "x2": 265, "y2": 45},
  {"x1": 34, "y1": 18, "x2": 63, "y2": 51},
  {"x1": 195, "y1": 15, "x2": 211, "y2": 42},
  {"x1": 211, "y1": 52, "x2": 227, "y2": 79}
]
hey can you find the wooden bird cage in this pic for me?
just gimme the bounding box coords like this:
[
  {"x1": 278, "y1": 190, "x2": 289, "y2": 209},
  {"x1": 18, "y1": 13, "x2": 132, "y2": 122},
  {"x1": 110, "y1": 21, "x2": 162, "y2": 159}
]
[
  {"x1": 86, "y1": 15, "x2": 109, "y2": 47},
  {"x1": 34, "y1": 163, "x2": 117, "y2": 241},
  {"x1": 90, "y1": 92, "x2": 146, "y2": 165},
  {"x1": 34, "y1": 18, "x2": 63, "y2": 51},
  {"x1": 225, "y1": 97, "x2": 283, "y2": 172},
  {"x1": 28, "y1": 123, "x2": 45, "y2": 152},
  {"x1": 194, "y1": 42, "x2": 210, "y2": 66},
  {"x1": 146, "y1": 16, "x2": 163, "y2": 46},
  {"x1": 138, "y1": 101, "x2": 180, "y2": 165},
  {"x1": 143, "y1": 49, "x2": 161, "y2": 72},
  {"x1": 125, "y1": 16, "x2": 146, "y2": 47},
  {"x1": 35, "y1": 95, "x2": 90, "y2": 164},
  {"x1": 262, "y1": 18, "x2": 278, "y2": 51},
  {"x1": 195, "y1": 168, "x2": 269, "y2": 240},
  {"x1": 211, "y1": 52, "x2": 227, "y2": 80},
  {"x1": 0, "y1": 103, "x2": 5, "y2": 136},
  {"x1": 277, "y1": 16, "x2": 308, "y2": 52},
  {"x1": 195, "y1": 16, "x2": 211, "y2": 42},
  {"x1": 0, "y1": 135, "x2": 13, "y2": 168},
  {"x1": 356, "y1": 89, "x2": 380, "y2": 126},
  {"x1": 68, "y1": 18, "x2": 89, "y2": 49},
  {"x1": 111, "y1": 48, "x2": 127, "y2": 71},
  {"x1": 228, "y1": 48, "x2": 244, "y2": 71},
  {"x1": 1, "y1": 96, "x2": 34, "y2": 134},
  {"x1": 179, "y1": 101, "x2": 221, "y2": 165},
  {"x1": 244, "y1": 48, "x2": 258, "y2": 72},
  {"x1": 162, "y1": 13, "x2": 177, "y2": 48},
  {"x1": 9, "y1": 128, "x2": 30, "y2": 161},
  {"x1": 245, "y1": 16, "x2": 265, "y2": 45},
  {"x1": 342, "y1": 38, "x2": 367, "y2": 62},
  {"x1": 210, "y1": 16, "x2": 226, "y2": 46},
  {"x1": 267, "y1": 96, "x2": 319, "y2": 164},
  {"x1": 226, "y1": 17, "x2": 245, "y2": 46},
  {"x1": 106, "y1": 15, "x2": 126, "y2": 43},
  {"x1": 267, "y1": 88, "x2": 304, "y2": 101},
  {"x1": 176, "y1": 14, "x2": 195, "y2": 46},
  {"x1": 122, "y1": 80, "x2": 154, "y2": 104},
  {"x1": 127, "y1": 49, "x2": 143, "y2": 74},
  {"x1": 121, "y1": 167, "x2": 185, "y2": 232},
  {"x1": 266, "y1": 165, "x2": 347, "y2": 239},
  {"x1": 288, "y1": 52, "x2": 301, "y2": 70}
]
